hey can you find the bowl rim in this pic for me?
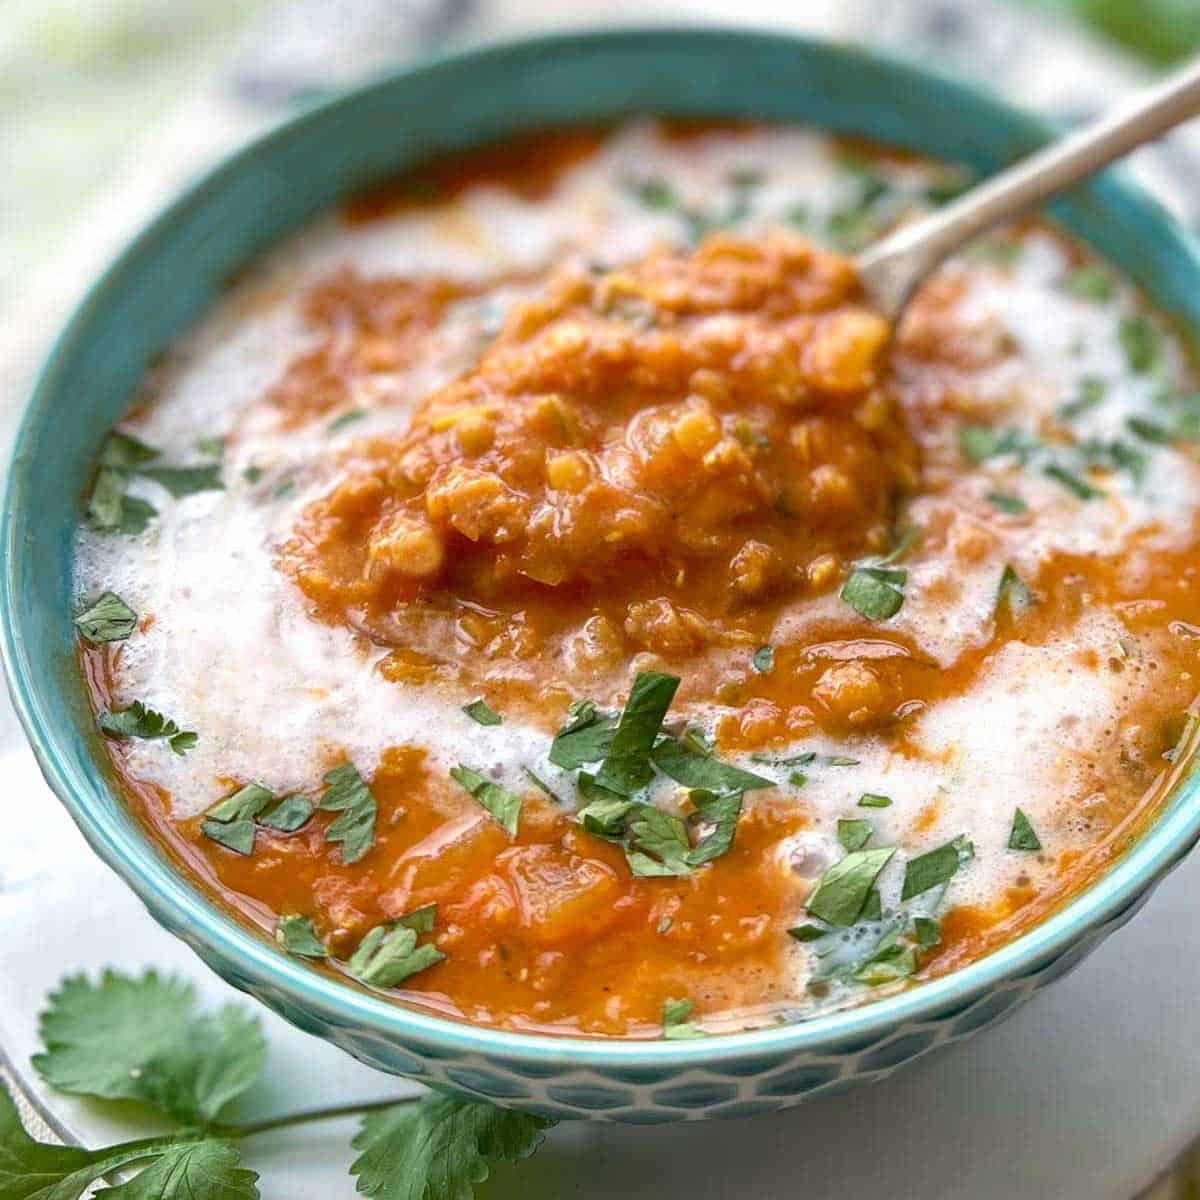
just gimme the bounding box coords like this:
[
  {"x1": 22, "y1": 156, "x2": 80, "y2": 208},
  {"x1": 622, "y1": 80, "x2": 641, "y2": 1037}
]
[{"x1": 6, "y1": 23, "x2": 1200, "y2": 1070}]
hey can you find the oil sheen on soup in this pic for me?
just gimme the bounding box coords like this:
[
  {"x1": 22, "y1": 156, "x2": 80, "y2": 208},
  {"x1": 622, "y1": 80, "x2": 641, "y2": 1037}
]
[{"x1": 74, "y1": 121, "x2": 1200, "y2": 1039}]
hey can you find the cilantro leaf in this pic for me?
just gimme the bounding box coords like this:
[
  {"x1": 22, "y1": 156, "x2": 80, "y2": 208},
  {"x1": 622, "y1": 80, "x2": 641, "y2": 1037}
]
[
  {"x1": 662, "y1": 998, "x2": 705, "y2": 1040},
  {"x1": 1062, "y1": 265, "x2": 1115, "y2": 303},
  {"x1": 805, "y1": 847, "x2": 895, "y2": 927},
  {"x1": 986, "y1": 491, "x2": 1027, "y2": 515},
  {"x1": 97, "y1": 701, "x2": 196, "y2": 755},
  {"x1": 350, "y1": 1094, "x2": 553, "y2": 1200},
  {"x1": 1119, "y1": 315, "x2": 1159, "y2": 374},
  {"x1": 595, "y1": 672, "x2": 680, "y2": 796},
  {"x1": 841, "y1": 565, "x2": 906, "y2": 621},
  {"x1": 138, "y1": 464, "x2": 224, "y2": 498},
  {"x1": 195, "y1": 436, "x2": 225, "y2": 459},
  {"x1": 114, "y1": 495, "x2": 159, "y2": 535},
  {"x1": 901, "y1": 835, "x2": 974, "y2": 901},
  {"x1": 752, "y1": 645, "x2": 774, "y2": 673},
  {"x1": 852, "y1": 942, "x2": 918, "y2": 986},
  {"x1": 1060, "y1": 376, "x2": 1107, "y2": 420},
  {"x1": 650, "y1": 738, "x2": 773, "y2": 794},
  {"x1": 521, "y1": 767, "x2": 561, "y2": 804},
  {"x1": 319, "y1": 763, "x2": 377, "y2": 863},
  {"x1": 396, "y1": 903, "x2": 438, "y2": 934},
  {"x1": 685, "y1": 790, "x2": 743, "y2": 867},
  {"x1": 958, "y1": 425, "x2": 1033, "y2": 464},
  {"x1": 462, "y1": 699, "x2": 502, "y2": 726},
  {"x1": 347, "y1": 923, "x2": 445, "y2": 990},
  {"x1": 788, "y1": 924, "x2": 826, "y2": 942},
  {"x1": 547, "y1": 700, "x2": 618, "y2": 769},
  {"x1": 275, "y1": 915, "x2": 327, "y2": 959},
  {"x1": 0, "y1": 1080, "x2": 183, "y2": 1200},
  {"x1": 995, "y1": 564, "x2": 1035, "y2": 620},
  {"x1": 1045, "y1": 463, "x2": 1102, "y2": 500},
  {"x1": 74, "y1": 592, "x2": 138, "y2": 644},
  {"x1": 857, "y1": 793, "x2": 892, "y2": 808},
  {"x1": 837, "y1": 818, "x2": 873, "y2": 852},
  {"x1": 1008, "y1": 807, "x2": 1043, "y2": 851},
  {"x1": 450, "y1": 766, "x2": 522, "y2": 836},
  {"x1": 258, "y1": 794, "x2": 314, "y2": 833},
  {"x1": 100, "y1": 432, "x2": 158, "y2": 470},
  {"x1": 201, "y1": 784, "x2": 273, "y2": 855},
  {"x1": 913, "y1": 916, "x2": 942, "y2": 948},
  {"x1": 575, "y1": 789, "x2": 640, "y2": 838},
  {"x1": 97, "y1": 1140, "x2": 258, "y2": 1199},
  {"x1": 860, "y1": 887, "x2": 883, "y2": 921},
  {"x1": 88, "y1": 469, "x2": 158, "y2": 533},
  {"x1": 32, "y1": 970, "x2": 265, "y2": 1125},
  {"x1": 328, "y1": 408, "x2": 367, "y2": 434},
  {"x1": 624, "y1": 805, "x2": 693, "y2": 877}
]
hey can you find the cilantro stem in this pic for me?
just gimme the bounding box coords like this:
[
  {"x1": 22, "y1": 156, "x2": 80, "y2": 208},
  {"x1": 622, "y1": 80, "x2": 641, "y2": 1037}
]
[{"x1": 214, "y1": 1096, "x2": 418, "y2": 1139}]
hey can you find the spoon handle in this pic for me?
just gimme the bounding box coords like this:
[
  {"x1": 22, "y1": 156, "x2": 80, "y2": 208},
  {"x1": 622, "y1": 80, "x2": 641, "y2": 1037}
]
[{"x1": 857, "y1": 55, "x2": 1200, "y2": 321}]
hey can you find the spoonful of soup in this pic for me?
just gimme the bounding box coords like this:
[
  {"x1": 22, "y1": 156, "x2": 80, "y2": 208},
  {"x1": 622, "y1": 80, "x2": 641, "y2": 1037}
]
[{"x1": 857, "y1": 54, "x2": 1200, "y2": 321}]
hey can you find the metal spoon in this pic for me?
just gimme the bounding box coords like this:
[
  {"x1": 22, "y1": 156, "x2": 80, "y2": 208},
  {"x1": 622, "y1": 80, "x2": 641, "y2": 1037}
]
[{"x1": 857, "y1": 55, "x2": 1200, "y2": 322}]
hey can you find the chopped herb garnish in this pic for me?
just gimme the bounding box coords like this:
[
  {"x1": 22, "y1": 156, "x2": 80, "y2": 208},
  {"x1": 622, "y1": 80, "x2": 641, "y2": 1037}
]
[
  {"x1": 74, "y1": 591, "x2": 138, "y2": 644},
  {"x1": 789, "y1": 770, "x2": 808, "y2": 788},
  {"x1": 986, "y1": 491, "x2": 1028, "y2": 515},
  {"x1": 243, "y1": 464, "x2": 264, "y2": 484},
  {"x1": 657, "y1": 916, "x2": 673, "y2": 934},
  {"x1": 852, "y1": 943, "x2": 918, "y2": 986},
  {"x1": 685, "y1": 790, "x2": 743, "y2": 866},
  {"x1": 195, "y1": 436, "x2": 224, "y2": 458},
  {"x1": 138, "y1": 464, "x2": 224, "y2": 497},
  {"x1": 752, "y1": 645, "x2": 775, "y2": 673},
  {"x1": 1062, "y1": 265, "x2": 1115, "y2": 303},
  {"x1": 328, "y1": 408, "x2": 367, "y2": 433},
  {"x1": 548, "y1": 699, "x2": 618, "y2": 769},
  {"x1": 275, "y1": 914, "x2": 327, "y2": 958},
  {"x1": 87, "y1": 468, "x2": 157, "y2": 533},
  {"x1": 788, "y1": 923, "x2": 826, "y2": 942},
  {"x1": 258, "y1": 793, "x2": 315, "y2": 834},
  {"x1": 1059, "y1": 376, "x2": 1107, "y2": 420},
  {"x1": 623, "y1": 805, "x2": 693, "y2": 877},
  {"x1": 841, "y1": 564, "x2": 906, "y2": 621},
  {"x1": 959, "y1": 425, "x2": 1033, "y2": 464},
  {"x1": 995, "y1": 564, "x2": 1035, "y2": 620},
  {"x1": 575, "y1": 788, "x2": 640, "y2": 838},
  {"x1": 913, "y1": 916, "x2": 942, "y2": 948},
  {"x1": 859, "y1": 888, "x2": 883, "y2": 921},
  {"x1": 396, "y1": 903, "x2": 438, "y2": 934},
  {"x1": 462, "y1": 698, "x2": 502, "y2": 726},
  {"x1": 837, "y1": 818, "x2": 873, "y2": 852},
  {"x1": 901, "y1": 835, "x2": 973, "y2": 901},
  {"x1": 201, "y1": 784, "x2": 274, "y2": 855},
  {"x1": 650, "y1": 737, "x2": 773, "y2": 795},
  {"x1": 346, "y1": 921, "x2": 444, "y2": 989},
  {"x1": 1119, "y1": 315, "x2": 1160, "y2": 374},
  {"x1": 806, "y1": 847, "x2": 896, "y2": 927},
  {"x1": 99, "y1": 431, "x2": 158, "y2": 469},
  {"x1": 858, "y1": 793, "x2": 892, "y2": 808},
  {"x1": 97, "y1": 701, "x2": 196, "y2": 755},
  {"x1": 661, "y1": 997, "x2": 705, "y2": 1040},
  {"x1": 1008, "y1": 807, "x2": 1042, "y2": 851},
  {"x1": 451, "y1": 765, "x2": 522, "y2": 836},
  {"x1": 1128, "y1": 415, "x2": 1174, "y2": 444},
  {"x1": 594, "y1": 672, "x2": 680, "y2": 796},
  {"x1": 318, "y1": 763, "x2": 378, "y2": 863}
]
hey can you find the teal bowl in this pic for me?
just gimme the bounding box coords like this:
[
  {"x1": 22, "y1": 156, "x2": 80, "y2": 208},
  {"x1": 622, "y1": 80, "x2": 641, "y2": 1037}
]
[{"x1": 5, "y1": 27, "x2": 1200, "y2": 1123}]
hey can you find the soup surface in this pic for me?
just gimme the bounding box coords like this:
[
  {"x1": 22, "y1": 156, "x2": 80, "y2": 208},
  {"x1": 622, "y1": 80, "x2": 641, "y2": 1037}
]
[{"x1": 74, "y1": 121, "x2": 1200, "y2": 1039}]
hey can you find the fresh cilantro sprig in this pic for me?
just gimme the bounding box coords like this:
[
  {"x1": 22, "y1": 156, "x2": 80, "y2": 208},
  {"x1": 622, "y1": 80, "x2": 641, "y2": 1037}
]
[
  {"x1": 97, "y1": 701, "x2": 196, "y2": 755},
  {"x1": 5, "y1": 969, "x2": 555, "y2": 1200}
]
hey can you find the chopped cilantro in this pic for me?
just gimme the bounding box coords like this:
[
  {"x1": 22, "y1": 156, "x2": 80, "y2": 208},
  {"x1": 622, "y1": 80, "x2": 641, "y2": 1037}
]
[
  {"x1": 328, "y1": 408, "x2": 367, "y2": 433},
  {"x1": 99, "y1": 432, "x2": 158, "y2": 469},
  {"x1": 788, "y1": 923, "x2": 827, "y2": 942},
  {"x1": 623, "y1": 804, "x2": 693, "y2": 877},
  {"x1": 913, "y1": 916, "x2": 942, "y2": 948},
  {"x1": 275, "y1": 915, "x2": 327, "y2": 958},
  {"x1": 548, "y1": 699, "x2": 618, "y2": 769},
  {"x1": 195, "y1": 435, "x2": 224, "y2": 458},
  {"x1": 901, "y1": 835, "x2": 973, "y2": 901},
  {"x1": 1059, "y1": 376, "x2": 1107, "y2": 420},
  {"x1": 594, "y1": 672, "x2": 679, "y2": 796},
  {"x1": 857, "y1": 793, "x2": 892, "y2": 808},
  {"x1": 258, "y1": 793, "x2": 314, "y2": 833},
  {"x1": 450, "y1": 765, "x2": 522, "y2": 836},
  {"x1": 139, "y1": 464, "x2": 223, "y2": 497},
  {"x1": 841, "y1": 564, "x2": 906, "y2": 621},
  {"x1": 959, "y1": 425, "x2": 1034, "y2": 464},
  {"x1": 346, "y1": 922, "x2": 444, "y2": 989},
  {"x1": 685, "y1": 790, "x2": 743, "y2": 866},
  {"x1": 243, "y1": 464, "x2": 264, "y2": 484},
  {"x1": 201, "y1": 784, "x2": 273, "y2": 855},
  {"x1": 806, "y1": 847, "x2": 896, "y2": 927},
  {"x1": 74, "y1": 591, "x2": 138, "y2": 644},
  {"x1": 462, "y1": 698, "x2": 502, "y2": 726},
  {"x1": 1008, "y1": 807, "x2": 1042, "y2": 851},
  {"x1": 97, "y1": 701, "x2": 196, "y2": 755},
  {"x1": 752, "y1": 644, "x2": 775, "y2": 673},
  {"x1": 837, "y1": 818, "x2": 873, "y2": 852},
  {"x1": 650, "y1": 737, "x2": 773, "y2": 794},
  {"x1": 318, "y1": 763, "x2": 377, "y2": 863},
  {"x1": 1119, "y1": 315, "x2": 1160, "y2": 374},
  {"x1": 1128, "y1": 415, "x2": 1174, "y2": 444},
  {"x1": 661, "y1": 997, "x2": 705, "y2": 1040},
  {"x1": 521, "y1": 766, "x2": 562, "y2": 804},
  {"x1": 1062, "y1": 265, "x2": 1115, "y2": 303},
  {"x1": 986, "y1": 491, "x2": 1028, "y2": 515}
]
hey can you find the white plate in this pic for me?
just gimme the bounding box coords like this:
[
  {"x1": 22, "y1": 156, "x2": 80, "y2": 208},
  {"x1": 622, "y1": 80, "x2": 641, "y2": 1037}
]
[{"x1": 1, "y1": 740, "x2": 1196, "y2": 1199}]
